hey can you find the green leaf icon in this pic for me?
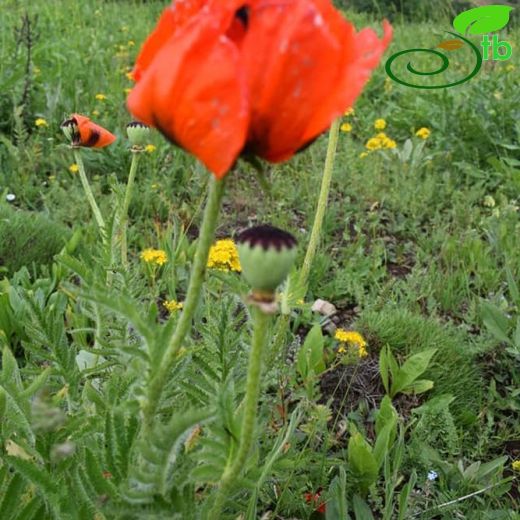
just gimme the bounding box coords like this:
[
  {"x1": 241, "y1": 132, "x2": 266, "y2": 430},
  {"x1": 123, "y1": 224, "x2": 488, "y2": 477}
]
[{"x1": 453, "y1": 5, "x2": 513, "y2": 35}]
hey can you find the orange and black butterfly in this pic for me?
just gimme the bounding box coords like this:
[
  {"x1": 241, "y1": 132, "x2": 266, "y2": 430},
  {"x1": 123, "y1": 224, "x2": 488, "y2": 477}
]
[{"x1": 61, "y1": 114, "x2": 116, "y2": 148}]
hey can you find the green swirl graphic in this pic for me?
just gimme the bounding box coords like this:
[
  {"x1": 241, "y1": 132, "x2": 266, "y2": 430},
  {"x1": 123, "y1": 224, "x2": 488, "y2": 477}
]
[{"x1": 385, "y1": 32, "x2": 482, "y2": 89}]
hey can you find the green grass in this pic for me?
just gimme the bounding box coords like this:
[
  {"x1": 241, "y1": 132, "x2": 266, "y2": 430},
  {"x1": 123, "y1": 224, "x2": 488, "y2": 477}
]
[{"x1": 0, "y1": 1, "x2": 519, "y2": 518}]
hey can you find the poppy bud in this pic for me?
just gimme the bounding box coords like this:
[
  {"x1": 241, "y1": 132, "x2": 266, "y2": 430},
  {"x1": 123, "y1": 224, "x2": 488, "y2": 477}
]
[
  {"x1": 60, "y1": 114, "x2": 116, "y2": 148},
  {"x1": 126, "y1": 121, "x2": 150, "y2": 150},
  {"x1": 61, "y1": 118, "x2": 79, "y2": 144},
  {"x1": 236, "y1": 225, "x2": 297, "y2": 303}
]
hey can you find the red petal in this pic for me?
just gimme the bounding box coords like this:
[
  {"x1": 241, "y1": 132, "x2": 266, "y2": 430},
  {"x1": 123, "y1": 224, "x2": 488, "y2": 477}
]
[
  {"x1": 242, "y1": 1, "x2": 392, "y2": 162},
  {"x1": 72, "y1": 113, "x2": 116, "y2": 148},
  {"x1": 128, "y1": 9, "x2": 249, "y2": 178},
  {"x1": 133, "y1": 1, "x2": 207, "y2": 82}
]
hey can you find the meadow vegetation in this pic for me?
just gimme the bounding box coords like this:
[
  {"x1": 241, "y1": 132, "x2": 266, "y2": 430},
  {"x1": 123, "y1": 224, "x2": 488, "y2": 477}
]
[{"x1": 0, "y1": 0, "x2": 519, "y2": 518}]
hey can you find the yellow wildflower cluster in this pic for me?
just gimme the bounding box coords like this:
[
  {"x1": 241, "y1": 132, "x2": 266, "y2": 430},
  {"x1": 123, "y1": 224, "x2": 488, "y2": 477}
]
[
  {"x1": 335, "y1": 329, "x2": 368, "y2": 358},
  {"x1": 69, "y1": 163, "x2": 79, "y2": 173},
  {"x1": 140, "y1": 248, "x2": 168, "y2": 266},
  {"x1": 365, "y1": 132, "x2": 397, "y2": 151},
  {"x1": 207, "y1": 239, "x2": 241, "y2": 272},
  {"x1": 512, "y1": 460, "x2": 520, "y2": 472},
  {"x1": 145, "y1": 144, "x2": 156, "y2": 153},
  {"x1": 95, "y1": 93, "x2": 107, "y2": 101},
  {"x1": 164, "y1": 299, "x2": 183, "y2": 313},
  {"x1": 340, "y1": 107, "x2": 355, "y2": 133},
  {"x1": 415, "y1": 127, "x2": 431, "y2": 140},
  {"x1": 374, "y1": 118, "x2": 386, "y2": 130},
  {"x1": 35, "y1": 118, "x2": 48, "y2": 127}
]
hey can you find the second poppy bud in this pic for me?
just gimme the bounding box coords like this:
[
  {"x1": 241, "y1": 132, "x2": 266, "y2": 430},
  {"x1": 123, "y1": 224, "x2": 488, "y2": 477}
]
[{"x1": 236, "y1": 225, "x2": 297, "y2": 303}]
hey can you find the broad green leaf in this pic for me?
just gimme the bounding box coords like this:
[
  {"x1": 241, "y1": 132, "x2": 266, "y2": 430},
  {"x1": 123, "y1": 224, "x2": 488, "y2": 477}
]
[
  {"x1": 326, "y1": 467, "x2": 349, "y2": 520},
  {"x1": 404, "y1": 379, "x2": 434, "y2": 395},
  {"x1": 480, "y1": 300, "x2": 512, "y2": 344},
  {"x1": 297, "y1": 324, "x2": 325, "y2": 380},
  {"x1": 505, "y1": 264, "x2": 520, "y2": 305},
  {"x1": 453, "y1": 5, "x2": 513, "y2": 35},
  {"x1": 373, "y1": 423, "x2": 394, "y2": 469},
  {"x1": 398, "y1": 470, "x2": 417, "y2": 520},
  {"x1": 352, "y1": 494, "x2": 375, "y2": 520},
  {"x1": 348, "y1": 432, "x2": 378, "y2": 492},
  {"x1": 375, "y1": 395, "x2": 397, "y2": 438},
  {"x1": 379, "y1": 347, "x2": 390, "y2": 395},
  {"x1": 514, "y1": 319, "x2": 520, "y2": 350},
  {"x1": 391, "y1": 349, "x2": 437, "y2": 397}
]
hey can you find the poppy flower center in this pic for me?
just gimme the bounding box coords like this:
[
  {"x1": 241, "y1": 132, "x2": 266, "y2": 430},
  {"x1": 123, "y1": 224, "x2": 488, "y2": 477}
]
[
  {"x1": 226, "y1": 4, "x2": 250, "y2": 45},
  {"x1": 235, "y1": 5, "x2": 249, "y2": 28}
]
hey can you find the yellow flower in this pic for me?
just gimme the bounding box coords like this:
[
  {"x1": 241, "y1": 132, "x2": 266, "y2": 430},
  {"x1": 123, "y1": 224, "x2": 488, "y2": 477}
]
[
  {"x1": 69, "y1": 163, "x2": 79, "y2": 173},
  {"x1": 151, "y1": 183, "x2": 159, "y2": 189},
  {"x1": 125, "y1": 71, "x2": 134, "y2": 81},
  {"x1": 95, "y1": 93, "x2": 107, "y2": 101},
  {"x1": 357, "y1": 344, "x2": 368, "y2": 358},
  {"x1": 336, "y1": 329, "x2": 368, "y2": 358},
  {"x1": 35, "y1": 118, "x2": 48, "y2": 127},
  {"x1": 416, "y1": 127, "x2": 431, "y2": 139},
  {"x1": 120, "y1": 25, "x2": 129, "y2": 33},
  {"x1": 335, "y1": 329, "x2": 367, "y2": 347},
  {"x1": 92, "y1": 110, "x2": 100, "y2": 117},
  {"x1": 340, "y1": 122, "x2": 352, "y2": 133},
  {"x1": 124, "y1": 88, "x2": 132, "y2": 95},
  {"x1": 506, "y1": 64, "x2": 515, "y2": 72},
  {"x1": 128, "y1": 40, "x2": 135, "y2": 47},
  {"x1": 140, "y1": 248, "x2": 167, "y2": 266},
  {"x1": 359, "y1": 152, "x2": 369, "y2": 159},
  {"x1": 344, "y1": 107, "x2": 354, "y2": 117},
  {"x1": 374, "y1": 118, "x2": 386, "y2": 130},
  {"x1": 145, "y1": 144, "x2": 156, "y2": 153},
  {"x1": 164, "y1": 300, "x2": 183, "y2": 313},
  {"x1": 383, "y1": 137, "x2": 397, "y2": 149},
  {"x1": 366, "y1": 137, "x2": 382, "y2": 151},
  {"x1": 207, "y1": 239, "x2": 241, "y2": 272},
  {"x1": 512, "y1": 460, "x2": 520, "y2": 472}
]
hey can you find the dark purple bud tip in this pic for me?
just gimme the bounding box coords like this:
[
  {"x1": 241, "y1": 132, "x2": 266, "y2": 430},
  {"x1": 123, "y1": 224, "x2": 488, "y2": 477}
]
[{"x1": 237, "y1": 224, "x2": 297, "y2": 252}]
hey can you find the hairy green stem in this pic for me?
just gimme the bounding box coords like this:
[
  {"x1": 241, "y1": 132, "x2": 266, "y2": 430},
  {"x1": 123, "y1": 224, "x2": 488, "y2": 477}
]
[
  {"x1": 268, "y1": 119, "x2": 341, "y2": 366},
  {"x1": 299, "y1": 117, "x2": 340, "y2": 290},
  {"x1": 143, "y1": 176, "x2": 225, "y2": 425},
  {"x1": 120, "y1": 152, "x2": 141, "y2": 266},
  {"x1": 211, "y1": 307, "x2": 271, "y2": 517},
  {"x1": 73, "y1": 149, "x2": 106, "y2": 236}
]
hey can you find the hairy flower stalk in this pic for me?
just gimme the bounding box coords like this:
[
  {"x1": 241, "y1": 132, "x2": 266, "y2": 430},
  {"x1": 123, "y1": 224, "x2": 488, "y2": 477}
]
[
  {"x1": 269, "y1": 119, "x2": 341, "y2": 364},
  {"x1": 142, "y1": 176, "x2": 225, "y2": 426},
  {"x1": 211, "y1": 306, "x2": 271, "y2": 516},
  {"x1": 72, "y1": 149, "x2": 106, "y2": 236},
  {"x1": 211, "y1": 225, "x2": 297, "y2": 516},
  {"x1": 120, "y1": 152, "x2": 141, "y2": 266},
  {"x1": 299, "y1": 117, "x2": 341, "y2": 290}
]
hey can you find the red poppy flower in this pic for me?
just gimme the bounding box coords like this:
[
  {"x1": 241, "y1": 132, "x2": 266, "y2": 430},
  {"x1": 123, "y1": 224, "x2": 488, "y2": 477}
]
[
  {"x1": 128, "y1": 0, "x2": 392, "y2": 178},
  {"x1": 304, "y1": 489, "x2": 326, "y2": 514},
  {"x1": 61, "y1": 114, "x2": 116, "y2": 148}
]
